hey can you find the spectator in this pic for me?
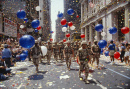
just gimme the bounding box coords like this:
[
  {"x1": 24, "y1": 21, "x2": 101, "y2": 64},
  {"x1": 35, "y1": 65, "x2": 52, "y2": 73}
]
[
  {"x1": 120, "y1": 43, "x2": 126, "y2": 63},
  {"x1": 2, "y1": 44, "x2": 12, "y2": 68}
]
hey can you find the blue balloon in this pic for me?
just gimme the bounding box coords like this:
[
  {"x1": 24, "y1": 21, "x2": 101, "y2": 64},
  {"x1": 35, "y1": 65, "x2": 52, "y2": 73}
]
[
  {"x1": 19, "y1": 35, "x2": 35, "y2": 49},
  {"x1": 57, "y1": 13, "x2": 63, "y2": 18},
  {"x1": 22, "y1": 50, "x2": 28, "y2": 55},
  {"x1": 67, "y1": 8, "x2": 74, "y2": 15},
  {"x1": 35, "y1": 29, "x2": 38, "y2": 32},
  {"x1": 109, "y1": 27, "x2": 117, "y2": 34},
  {"x1": 24, "y1": 18, "x2": 28, "y2": 22},
  {"x1": 16, "y1": 55, "x2": 20, "y2": 59},
  {"x1": 31, "y1": 19, "x2": 40, "y2": 28},
  {"x1": 63, "y1": 24, "x2": 68, "y2": 27},
  {"x1": 20, "y1": 53, "x2": 27, "y2": 61},
  {"x1": 104, "y1": 51, "x2": 109, "y2": 56},
  {"x1": 17, "y1": 10, "x2": 26, "y2": 19},
  {"x1": 95, "y1": 24, "x2": 103, "y2": 32},
  {"x1": 98, "y1": 40, "x2": 107, "y2": 48},
  {"x1": 100, "y1": 49, "x2": 103, "y2": 54}
]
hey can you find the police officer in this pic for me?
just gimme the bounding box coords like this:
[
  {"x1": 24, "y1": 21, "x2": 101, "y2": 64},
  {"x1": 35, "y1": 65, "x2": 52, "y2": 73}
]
[
  {"x1": 59, "y1": 41, "x2": 64, "y2": 62},
  {"x1": 46, "y1": 40, "x2": 52, "y2": 64},
  {"x1": 63, "y1": 40, "x2": 74, "y2": 71},
  {"x1": 77, "y1": 41, "x2": 90, "y2": 84},
  {"x1": 53, "y1": 42, "x2": 59, "y2": 62},
  {"x1": 91, "y1": 40, "x2": 101, "y2": 68}
]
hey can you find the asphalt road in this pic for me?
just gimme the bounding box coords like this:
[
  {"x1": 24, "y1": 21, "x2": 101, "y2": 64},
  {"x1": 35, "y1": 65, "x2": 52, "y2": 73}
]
[{"x1": 0, "y1": 55, "x2": 130, "y2": 89}]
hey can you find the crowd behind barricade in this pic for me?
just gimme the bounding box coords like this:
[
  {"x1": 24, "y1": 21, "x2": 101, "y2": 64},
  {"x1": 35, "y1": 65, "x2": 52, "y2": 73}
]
[{"x1": 0, "y1": 38, "x2": 130, "y2": 83}]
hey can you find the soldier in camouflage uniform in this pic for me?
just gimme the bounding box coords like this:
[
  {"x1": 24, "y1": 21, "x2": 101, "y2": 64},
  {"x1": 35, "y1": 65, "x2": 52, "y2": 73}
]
[
  {"x1": 59, "y1": 41, "x2": 64, "y2": 62},
  {"x1": 91, "y1": 40, "x2": 101, "y2": 68},
  {"x1": 63, "y1": 40, "x2": 74, "y2": 71},
  {"x1": 53, "y1": 42, "x2": 59, "y2": 62},
  {"x1": 74, "y1": 41, "x2": 79, "y2": 60},
  {"x1": 77, "y1": 41, "x2": 90, "y2": 84},
  {"x1": 46, "y1": 40, "x2": 52, "y2": 64},
  {"x1": 87, "y1": 41, "x2": 93, "y2": 64}
]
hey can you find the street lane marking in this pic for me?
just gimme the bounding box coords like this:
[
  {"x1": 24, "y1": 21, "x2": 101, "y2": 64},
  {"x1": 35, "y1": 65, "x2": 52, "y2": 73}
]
[{"x1": 106, "y1": 68, "x2": 130, "y2": 80}]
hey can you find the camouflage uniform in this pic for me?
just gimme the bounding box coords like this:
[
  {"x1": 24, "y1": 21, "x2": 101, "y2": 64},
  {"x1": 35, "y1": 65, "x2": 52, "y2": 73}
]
[
  {"x1": 77, "y1": 41, "x2": 90, "y2": 83},
  {"x1": 91, "y1": 40, "x2": 100, "y2": 67},
  {"x1": 53, "y1": 42, "x2": 59, "y2": 62},
  {"x1": 64, "y1": 40, "x2": 74, "y2": 70},
  {"x1": 74, "y1": 41, "x2": 79, "y2": 59},
  {"x1": 46, "y1": 41, "x2": 52, "y2": 64},
  {"x1": 59, "y1": 41, "x2": 64, "y2": 62}
]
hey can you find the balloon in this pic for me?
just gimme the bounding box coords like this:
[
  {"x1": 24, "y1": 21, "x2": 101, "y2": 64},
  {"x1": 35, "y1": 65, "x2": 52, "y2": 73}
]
[
  {"x1": 17, "y1": 10, "x2": 26, "y2": 19},
  {"x1": 61, "y1": 19, "x2": 67, "y2": 25},
  {"x1": 101, "y1": 32, "x2": 106, "y2": 36},
  {"x1": 95, "y1": 24, "x2": 103, "y2": 32},
  {"x1": 70, "y1": 26, "x2": 76, "y2": 30},
  {"x1": 16, "y1": 55, "x2": 20, "y2": 59},
  {"x1": 104, "y1": 51, "x2": 109, "y2": 56},
  {"x1": 36, "y1": 26, "x2": 41, "y2": 30},
  {"x1": 19, "y1": 35, "x2": 35, "y2": 49},
  {"x1": 63, "y1": 24, "x2": 68, "y2": 27},
  {"x1": 20, "y1": 25, "x2": 24, "y2": 29},
  {"x1": 36, "y1": 6, "x2": 41, "y2": 11},
  {"x1": 31, "y1": 19, "x2": 40, "y2": 28},
  {"x1": 66, "y1": 33, "x2": 70, "y2": 37},
  {"x1": 57, "y1": 12, "x2": 63, "y2": 18},
  {"x1": 63, "y1": 39, "x2": 66, "y2": 42},
  {"x1": 109, "y1": 27, "x2": 117, "y2": 34},
  {"x1": 68, "y1": 22, "x2": 73, "y2": 27},
  {"x1": 20, "y1": 53, "x2": 27, "y2": 61},
  {"x1": 76, "y1": 15, "x2": 79, "y2": 18},
  {"x1": 80, "y1": 34, "x2": 85, "y2": 38},
  {"x1": 41, "y1": 46, "x2": 47, "y2": 56},
  {"x1": 50, "y1": 31, "x2": 54, "y2": 33},
  {"x1": 67, "y1": 8, "x2": 74, "y2": 15},
  {"x1": 121, "y1": 27, "x2": 129, "y2": 34},
  {"x1": 50, "y1": 38, "x2": 53, "y2": 42},
  {"x1": 98, "y1": 40, "x2": 107, "y2": 48},
  {"x1": 100, "y1": 49, "x2": 103, "y2": 54},
  {"x1": 62, "y1": 27, "x2": 67, "y2": 32},
  {"x1": 22, "y1": 50, "x2": 28, "y2": 55},
  {"x1": 114, "y1": 52, "x2": 120, "y2": 59},
  {"x1": 24, "y1": 18, "x2": 28, "y2": 22},
  {"x1": 35, "y1": 29, "x2": 38, "y2": 32}
]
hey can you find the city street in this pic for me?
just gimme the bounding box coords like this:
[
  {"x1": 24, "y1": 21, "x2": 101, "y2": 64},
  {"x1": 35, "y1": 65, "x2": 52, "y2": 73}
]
[{"x1": 0, "y1": 56, "x2": 130, "y2": 89}]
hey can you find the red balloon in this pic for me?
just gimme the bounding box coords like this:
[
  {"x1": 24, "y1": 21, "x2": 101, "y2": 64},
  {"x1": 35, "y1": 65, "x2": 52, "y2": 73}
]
[
  {"x1": 66, "y1": 33, "x2": 70, "y2": 38},
  {"x1": 121, "y1": 27, "x2": 129, "y2": 34},
  {"x1": 114, "y1": 52, "x2": 120, "y2": 59},
  {"x1": 80, "y1": 34, "x2": 85, "y2": 38},
  {"x1": 36, "y1": 26, "x2": 41, "y2": 30},
  {"x1": 68, "y1": 22, "x2": 73, "y2": 27},
  {"x1": 63, "y1": 39, "x2": 66, "y2": 42},
  {"x1": 50, "y1": 38, "x2": 53, "y2": 42},
  {"x1": 76, "y1": 15, "x2": 79, "y2": 18},
  {"x1": 61, "y1": 19, "x2": 67, "y2": 25}
]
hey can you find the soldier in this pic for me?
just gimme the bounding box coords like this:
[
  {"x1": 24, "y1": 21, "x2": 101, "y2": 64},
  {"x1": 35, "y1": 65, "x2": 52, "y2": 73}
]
[
  {"x1": 53, "y1": 42, "x2": 59, "y2": 62},
  {"x1": 77, "y1": 41, "x2": 90, "y2": 84},
  {"x1": 74, "y1": 41, "x2": 79, "y2": 60},
  {"x1": 87, "y1": 41, "x2": 93, "y2": 64},
  {"x1": 91, "y1": 40, "x2": 101, "y2": 68},
  {"x1": 46, "y1": 40, "x2": 52, "y2": 64},
  {"x1": 31, "y1": 40, "x2": 42, "y2": 73},
  {"x1": 63, "y1": 40, "x2": 74, "y2": 70},
  {"x1": 59, "y1": 41, "x2": 64, "y2": 62}
]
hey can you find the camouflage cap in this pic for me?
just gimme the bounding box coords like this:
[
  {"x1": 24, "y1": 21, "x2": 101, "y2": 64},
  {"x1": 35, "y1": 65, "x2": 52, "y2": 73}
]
[{"x1": 81, "y1": 41, "x2": 87, "y2": 45}]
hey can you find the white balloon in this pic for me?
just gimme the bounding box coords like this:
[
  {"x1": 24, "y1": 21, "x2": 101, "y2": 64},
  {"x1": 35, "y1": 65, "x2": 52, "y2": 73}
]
[
  {"x1": 70, "y1": 26, "x2": 76, "y2": 30},
  {"x1": 36, "y1": 6, "x2": 41, "y2": 11},
  {"x1": 94, "y1": 36, "x2": 97, "y2": 40},
  {"x1": 41, "y1": 46, "x2": 47, "y2": 56},
  {"x1": 20, "y1": 25, "x2": 24, "y2": 29},
  {"x1": 101, "y1": 32, "x2": 106, "y2": 36},
  {"x1": 62, "y1": 27, "x2": 67, "y2": 32}
]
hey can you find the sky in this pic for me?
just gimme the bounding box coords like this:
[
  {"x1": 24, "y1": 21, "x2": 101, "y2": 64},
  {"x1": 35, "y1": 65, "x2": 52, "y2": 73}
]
[{"x1": 51, "y1": 0, "x2": 64, "y2": 41}]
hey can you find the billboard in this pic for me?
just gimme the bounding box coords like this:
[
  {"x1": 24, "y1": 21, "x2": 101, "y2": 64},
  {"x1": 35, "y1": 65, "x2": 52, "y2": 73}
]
[{"x1": 4, "y1": 18, "x2": 17, "y2": 37}]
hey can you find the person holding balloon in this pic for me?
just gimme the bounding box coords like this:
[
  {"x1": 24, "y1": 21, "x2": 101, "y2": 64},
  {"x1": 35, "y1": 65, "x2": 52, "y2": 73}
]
[
  {"x1": 31, "y1": 40, "x2": 42, "y2": 73},
  {"x1": 108, "y1": 40, "x2": 116, "y2": 64}
]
